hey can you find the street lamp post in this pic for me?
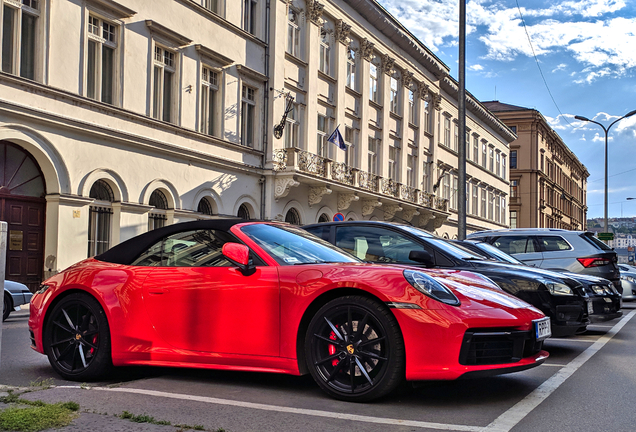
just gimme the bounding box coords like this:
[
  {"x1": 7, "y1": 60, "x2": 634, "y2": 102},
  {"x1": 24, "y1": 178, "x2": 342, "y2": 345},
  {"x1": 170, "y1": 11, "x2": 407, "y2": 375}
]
[
  {"x1": 622, "y1": 197, "x2": 636, "y2": 218},
  {"x1": 574, "y1": 110, "x2": 636, "y2": 234}
]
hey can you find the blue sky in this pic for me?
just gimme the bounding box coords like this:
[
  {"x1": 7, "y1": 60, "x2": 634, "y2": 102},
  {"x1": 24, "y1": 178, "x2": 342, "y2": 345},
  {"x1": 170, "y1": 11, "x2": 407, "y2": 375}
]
[{"x1": 376, "y1": 0, "x2": 636, "y2": 218}]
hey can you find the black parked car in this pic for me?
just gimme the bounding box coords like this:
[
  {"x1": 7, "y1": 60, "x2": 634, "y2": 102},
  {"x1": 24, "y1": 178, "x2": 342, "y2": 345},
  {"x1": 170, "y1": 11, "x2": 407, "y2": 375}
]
[
  {"x1": 305, "y1": 221, "x2": 589, "y2": 337},
  {"x1": 451, "y1": 240, "x2": 622, "y2": 323}
]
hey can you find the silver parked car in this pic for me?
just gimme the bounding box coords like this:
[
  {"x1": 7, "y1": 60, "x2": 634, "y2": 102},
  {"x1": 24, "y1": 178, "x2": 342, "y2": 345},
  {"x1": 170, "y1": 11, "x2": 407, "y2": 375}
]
[
  {"x1": 467, "y1": 228, "x2": 621, "y2": 291},
  {"x1": 618, "y1": 264, "x2": 636, "y2": 301},
  {"x1": 3, "y1": 280, "x2": 33, "y2": 321}
]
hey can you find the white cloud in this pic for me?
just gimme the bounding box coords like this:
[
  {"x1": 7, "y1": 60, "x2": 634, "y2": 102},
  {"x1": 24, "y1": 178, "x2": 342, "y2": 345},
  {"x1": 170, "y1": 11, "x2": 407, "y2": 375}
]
[
  {"x1": 469, "y1": 64, "x2": 484, "y2": 71},
  {"x1": 377, "y1": 0, "x2": 636, "y2": 82},
  {"x1": 552, "y1": 63, "x2": 567, "y2": 72}
]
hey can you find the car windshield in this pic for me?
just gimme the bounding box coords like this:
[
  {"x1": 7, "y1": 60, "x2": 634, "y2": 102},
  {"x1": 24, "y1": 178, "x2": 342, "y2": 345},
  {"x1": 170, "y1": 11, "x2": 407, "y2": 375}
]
[
  {"x1": 473, "y1": 242, "x2": 525, "y2": 265},
  {"x1": 241, "y1": 223, "x2": 360, "y2": 266}
]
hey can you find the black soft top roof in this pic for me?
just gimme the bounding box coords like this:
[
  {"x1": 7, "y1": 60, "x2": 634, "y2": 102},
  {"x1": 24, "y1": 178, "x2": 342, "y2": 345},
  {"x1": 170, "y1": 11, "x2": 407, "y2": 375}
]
[{"x1": 95, "y1": 218, "x2": 247, "y2": 265}]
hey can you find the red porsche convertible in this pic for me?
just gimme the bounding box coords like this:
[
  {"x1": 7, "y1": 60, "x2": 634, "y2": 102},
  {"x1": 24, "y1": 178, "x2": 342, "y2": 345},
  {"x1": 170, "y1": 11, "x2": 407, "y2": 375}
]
[{"x1": 29, "y1": 220, "x2": 549, "y2": 401}]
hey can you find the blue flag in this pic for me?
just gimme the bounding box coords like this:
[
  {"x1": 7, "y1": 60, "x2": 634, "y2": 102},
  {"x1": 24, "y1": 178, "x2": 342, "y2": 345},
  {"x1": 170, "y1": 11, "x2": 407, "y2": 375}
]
[{"x1": 327, "y1": 126, "x2": 347, "y2": 150}]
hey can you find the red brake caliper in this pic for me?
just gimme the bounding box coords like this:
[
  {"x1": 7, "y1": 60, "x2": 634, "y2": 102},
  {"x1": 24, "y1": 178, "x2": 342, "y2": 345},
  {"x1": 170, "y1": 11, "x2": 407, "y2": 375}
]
[{"x1": 329, "y1": 331, "x2": 338, "y2": 366}]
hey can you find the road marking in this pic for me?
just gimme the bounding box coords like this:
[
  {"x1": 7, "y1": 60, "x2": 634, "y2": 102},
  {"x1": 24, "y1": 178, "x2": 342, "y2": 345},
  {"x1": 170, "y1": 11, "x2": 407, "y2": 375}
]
[
  {"x1": 541, "y1": 363, "x2": 567, "y2": 367},
  {"x1": 55, "y1": 386, "x2": 483, "y2": 432},
  {"x1": 544, "y1": 338, "x2": 597, "y2": 343},
  {"x1": 482, "y1": 309, "x2": 636, "y2": 432}
]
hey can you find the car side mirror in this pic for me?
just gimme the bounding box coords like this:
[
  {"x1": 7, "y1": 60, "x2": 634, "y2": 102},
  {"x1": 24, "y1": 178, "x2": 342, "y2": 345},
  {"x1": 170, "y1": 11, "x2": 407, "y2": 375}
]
[
  {"x1": 222, "y1": 243, "x2": 256, "y2": 276},
  {"x1": 409, "y1": 250, "x2": 435, "y2": 268}
]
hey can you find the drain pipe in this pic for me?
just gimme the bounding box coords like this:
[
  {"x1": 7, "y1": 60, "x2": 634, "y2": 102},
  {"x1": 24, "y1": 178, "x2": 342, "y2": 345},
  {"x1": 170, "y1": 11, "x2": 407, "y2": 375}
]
[{"x1": 260, "y1": 0, "x2": 271, "y2": 220}]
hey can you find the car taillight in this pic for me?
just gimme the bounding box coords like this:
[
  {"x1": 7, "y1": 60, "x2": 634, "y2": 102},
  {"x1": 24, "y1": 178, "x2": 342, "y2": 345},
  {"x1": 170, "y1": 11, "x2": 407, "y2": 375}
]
[{"x1": 577, "y1": 257, "x2": 611, "y2": 268}]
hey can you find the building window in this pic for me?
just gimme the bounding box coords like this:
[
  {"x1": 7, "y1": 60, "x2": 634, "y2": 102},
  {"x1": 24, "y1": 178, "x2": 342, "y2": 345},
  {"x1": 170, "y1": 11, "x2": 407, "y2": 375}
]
[
  {"x1": 200, "y1": 66, "x2": 219, "y2": 136},
  {"x1": 453, "y1": 122, "x2": 459, "y2": 151},
  {"x1": 496, "y1": 151, "x2": 501, "y2": 177},
  {"x1": 241, "y1": 84, "x2": 256, "y2": 147},
  {"x1": 237, "y1": 203, "x2": 250, "y2": 219},
  {"x1": 202, "y1": 0, "x2": 218, "y2": 13},
  {"x1": 472, "y1": 136, "x2": 479, "y2": 163},
  {"x1": 346, "y1": 47, "x2": 356, "y2": 90},
  {"x1": 369, "y1": 63, "x2": 379, "y2": 103},
  {"x1": 451, "y1": 175, "x2": 458, "y2": 210},
  {"x1": 287, "y1": 8, "x2": 300, "y2": 57},
  {"x1": 285, "y1": 207, "x2": 301, "y2": 225},
  {"x1": 284, "y1": 102, "x2": 299, "y2": 149},
  {"x1": 472, "y1": 184, "x2": 478, "y2": 216},
  {"x1": 408, "y1": 89, "x2": 416, "y2": 125},
  {"x1": 489, "y1": 147, "x2": 494, "y2": 172},
  {"x1": 443, "y1": 117, "x2": 451, "y2": 147},
  {"x1": 495, "y1": 195, "x2": 501, "y2": 223},
  {"x1": 243, "y1": 0, "x2": 257, "y2": 35},
  {"x1": 510, "y1": 125, "x2": 517, "y2": 134},
  {"x1": 368, "y1": 137, "x2": 379, "y2": 174},
  {"x1": 510, "y1": 180, "x2": 518, "y2": 198},
  {"x1": 481, "y1": 187, "x2": 486, "y2": 218},
  {"x1": 317, "y1": 114, "x2": 329, "y2": 158},
  {"x1": 197, "y1": 197, "x2": 214, "y2": 215},
  {"x1": 488, "y1": 191, "x2": 494, "y2": 220},
  {"x1": 502, "y1": 154, "x2": 507, "y2": 180},
  {"x1": 442, "y1": 173, "x2": 450, "y2": 201},
  {"x1": 423, "y1": 96, "x2": 431, "y2": 132},
  {"x1": 88, "y1": 179, "x2": 114, "y2": 257},
  {"x1": 344, "y1": 126, "x2": 355, "y2": 166},
  {"x1": 86, "y1": 15, "x2": 117, "y2": 104},
  {"x1": 501, "y1": 197, "x2": 507, "y2": 225},
  {"x1": 388, "y1": 140, "x2": 401, "y2": 181},
  {"x1": 152, "y1": 45, "x2": 176, "y2": 122},
  {"x1": 1, "y1": 1, "x2": 39, "y2": 80},
  {"x1": 148, "y1": 189, "x2": 168, "y2": 231},
  {"x1": 510, "y1": 150, "x2": 517, "y2": 169},
  {"x1": 319, "y1": 28, "x2": 330, "y2": 75},
  {"x1": 406, "y1": 152, "x2": 416, "y2": 188},
  {"x1": 389, "y1": 76, "x2": 399, "y2": 114},
  {"x1": 481, "y1": 142, "x2": 487, "y2": 168},
  {"x1": 510, "y1": 210, "x2": 517, "y2": 228}
]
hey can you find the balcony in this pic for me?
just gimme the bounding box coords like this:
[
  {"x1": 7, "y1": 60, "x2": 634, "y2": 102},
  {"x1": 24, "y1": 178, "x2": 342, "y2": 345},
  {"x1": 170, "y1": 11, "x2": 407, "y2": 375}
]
[{"x1": 272, "y1": 147, "x2": 449, "y2": 226}]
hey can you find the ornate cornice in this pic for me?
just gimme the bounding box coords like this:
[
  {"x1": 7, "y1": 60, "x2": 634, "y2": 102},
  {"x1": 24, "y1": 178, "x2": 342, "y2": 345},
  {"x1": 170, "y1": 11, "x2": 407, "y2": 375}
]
[
  {"x1": 308, "y1": 0, "x2": 325, "y2": 25},
  {"x1": 335, "y1": 19, "x2": 352, "y2": 44},
  {"x1": 433, "y1": 93, "x2": 442, "y2": 110},
  {"x1": 274, "y1": 176, "x2": 299, "y2": 201},
  {"x1": 308, "y1": 186, "x2": 332, "y2": 207},
  {"x1": 338, "y1": 193, "x2": 359, "y2": 211},
  {"x1": 381, "y1": 54, "x2": 395, "y2": 75},
  {"x1": 402, "y1": 208, "x2": 420, "y2": 222},
  {"x1": 383, "y1": 204, "x2": 403, "y2": 221},
  {"x1": 402, "y1": 71, "x2": 414, "y2": 89},
  {"x1": 361, "y1": 38, "x2": 375, "y2": 61},
  {"x1": 362, "y1": 200, "x2": 382, "y2": 216}
]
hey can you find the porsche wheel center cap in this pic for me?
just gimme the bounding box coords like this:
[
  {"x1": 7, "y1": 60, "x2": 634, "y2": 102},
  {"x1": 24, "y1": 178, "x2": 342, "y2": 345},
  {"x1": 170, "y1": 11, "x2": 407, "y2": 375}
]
[
  {"x1": 75, "y1": 334, "x2": 82, "y2": 341},
  {"x1": 346, "y1": 344, "x2": 355, "y2": 355}
]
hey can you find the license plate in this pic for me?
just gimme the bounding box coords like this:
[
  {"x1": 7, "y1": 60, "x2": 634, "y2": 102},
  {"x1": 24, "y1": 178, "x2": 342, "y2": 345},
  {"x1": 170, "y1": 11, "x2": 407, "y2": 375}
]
[
  {"x1": 534, "y1": 317, "x2": 551, "y2": 341},
  {"x1": 587, "y1": 299, "x2": 594, "y2": 314}
]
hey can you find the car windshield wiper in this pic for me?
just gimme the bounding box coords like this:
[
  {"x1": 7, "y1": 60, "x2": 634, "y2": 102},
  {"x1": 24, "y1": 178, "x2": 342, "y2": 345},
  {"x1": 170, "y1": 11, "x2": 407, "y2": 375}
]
[{"x1": 294, "y1": 260, "x2": 343, "y2": 265}]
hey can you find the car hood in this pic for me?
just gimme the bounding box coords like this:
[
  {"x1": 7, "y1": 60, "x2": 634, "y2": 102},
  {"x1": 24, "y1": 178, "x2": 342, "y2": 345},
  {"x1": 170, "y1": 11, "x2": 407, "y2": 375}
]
[{"x1": 467, "y1": 260, "x2": 581, "y2": 287}]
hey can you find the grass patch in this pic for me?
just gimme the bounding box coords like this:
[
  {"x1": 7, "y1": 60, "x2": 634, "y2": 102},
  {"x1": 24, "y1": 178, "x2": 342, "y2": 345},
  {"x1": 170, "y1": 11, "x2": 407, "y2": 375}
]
[
  {"x1": 28, "y1": 378, "x2": 54, "y2": 389},
  {"x1": 0, "y1": 396, "x2": 79, "y2": 432},
  {"x1": 175, "y1": 424, "x2": 208, "y2": 431},
  {"x1": 119, "y1": 411, "x2": 169, "y2": 425}
]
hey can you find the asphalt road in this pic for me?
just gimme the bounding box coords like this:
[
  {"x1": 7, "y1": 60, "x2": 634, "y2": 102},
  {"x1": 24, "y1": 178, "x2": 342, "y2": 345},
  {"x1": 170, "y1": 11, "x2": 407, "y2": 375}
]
[{"x1": 2, "y1": 305, "x2": 636, "y2": 432}]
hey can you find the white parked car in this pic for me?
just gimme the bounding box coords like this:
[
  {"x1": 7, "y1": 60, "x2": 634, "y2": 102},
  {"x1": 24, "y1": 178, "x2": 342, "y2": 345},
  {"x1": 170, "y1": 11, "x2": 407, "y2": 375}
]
[
  {"x1": 618, "y1": 264, "x2": 636, "y2": 301},
  {"x1": 3, "y1": 280, "x2": 33, "y2": 321}
]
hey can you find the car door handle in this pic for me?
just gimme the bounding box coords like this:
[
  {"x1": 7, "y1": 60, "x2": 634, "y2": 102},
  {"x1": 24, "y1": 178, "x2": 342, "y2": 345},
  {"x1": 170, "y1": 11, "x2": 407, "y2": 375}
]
[{"x1": 148, "y1": 288, "x2": 169, "y2": 295}]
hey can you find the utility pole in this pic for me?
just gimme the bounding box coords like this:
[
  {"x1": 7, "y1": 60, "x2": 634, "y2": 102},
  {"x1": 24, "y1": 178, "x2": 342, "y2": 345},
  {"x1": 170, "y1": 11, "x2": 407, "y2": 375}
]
[{"x1": 457, "y1": 0, "x2": 467, "y2": 239}]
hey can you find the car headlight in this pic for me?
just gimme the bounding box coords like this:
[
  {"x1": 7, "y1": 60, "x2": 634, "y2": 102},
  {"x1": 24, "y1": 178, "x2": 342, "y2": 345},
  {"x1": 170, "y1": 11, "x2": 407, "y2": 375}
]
[
  {"x1": 591, "y1": 285, "x2": 606, "y2": 295},
  {"x1": 544, "y1": 281, "x2": 574, "y2": 296},
  {"x1": 621, "y1": 275, "x2": 636, "y2": 284},
  {"x1": 403, "y1": 269, "x2": 461, "y2": 306},
  {"x1": 35, "y1": 284, "x2": 50, "y2": 295}
]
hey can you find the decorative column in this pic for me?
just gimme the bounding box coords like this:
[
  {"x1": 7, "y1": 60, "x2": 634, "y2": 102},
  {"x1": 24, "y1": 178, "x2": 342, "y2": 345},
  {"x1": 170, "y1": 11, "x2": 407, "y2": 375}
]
[
  {"x1": 333, "y1": 19, "x2": 351, "y2": 164},
  {"x1": 358, "y1": 38, "x2": 374, "y2": 172},
  {"x1": 380, "y1": 54, "x2": 395, "y2": 179},
  {"x1": 303, "y1": 2, "x2": 324, "y2": 155}
]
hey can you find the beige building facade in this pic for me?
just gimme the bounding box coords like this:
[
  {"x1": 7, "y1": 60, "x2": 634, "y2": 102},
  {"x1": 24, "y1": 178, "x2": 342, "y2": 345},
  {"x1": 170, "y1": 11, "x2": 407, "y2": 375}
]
[
  {"x1": 0, "y1": 0, "x2": 514, "y2": 289},
  {"x1": 483, "y1": 101, "x2": 588, "y2": 230},
  {"x1": 269, "y1": 0, "x2": 515, "y2": 239}
]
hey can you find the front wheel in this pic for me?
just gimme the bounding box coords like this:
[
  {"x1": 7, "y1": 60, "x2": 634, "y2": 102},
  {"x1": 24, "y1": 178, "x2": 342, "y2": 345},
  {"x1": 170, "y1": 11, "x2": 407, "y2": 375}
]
[
  {"x1": 43, "y1": 293, "x2": 112, "y2": 380},
  {"x1": 305, "y1": 295, "x2": 405, "y2": 402}
]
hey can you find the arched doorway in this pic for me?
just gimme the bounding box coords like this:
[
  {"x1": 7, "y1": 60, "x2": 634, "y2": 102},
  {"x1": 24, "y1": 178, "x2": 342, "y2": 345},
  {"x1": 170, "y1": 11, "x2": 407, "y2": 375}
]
[{"x1": 0, "y1": 141, "x2": 46, "y2": 292}]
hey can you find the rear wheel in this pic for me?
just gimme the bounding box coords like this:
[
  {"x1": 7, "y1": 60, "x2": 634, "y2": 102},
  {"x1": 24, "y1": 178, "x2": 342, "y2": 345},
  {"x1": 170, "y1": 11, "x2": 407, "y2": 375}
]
[
  {"x1": 305, "y1": 295, "x2": 405, "y2": 402},
  {"x1": 43, "y1": 293, "x2": 112, "y2": 380},
  {"x1": 3, "y1": 293, "x2": 11, "y2": 321}
]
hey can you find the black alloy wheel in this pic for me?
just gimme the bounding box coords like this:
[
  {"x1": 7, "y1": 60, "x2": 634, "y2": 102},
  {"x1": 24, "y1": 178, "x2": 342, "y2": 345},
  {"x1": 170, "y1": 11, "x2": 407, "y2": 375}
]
[
  {"x1": 43, "y1": 293, "x2": 112, "y2": 380},
  {"x1": 305, "y1": 295, "x2": 405, "y2": 402},
  {"x1": 3, "y1": 293, "x2": 11, "y2": 321}
]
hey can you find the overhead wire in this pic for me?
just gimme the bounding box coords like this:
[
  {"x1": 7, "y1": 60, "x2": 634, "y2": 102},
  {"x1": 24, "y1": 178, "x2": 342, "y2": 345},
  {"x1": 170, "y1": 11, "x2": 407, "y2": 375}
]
[{"x1": 515, "y1": 0, "x2": 573, "y2": 127}]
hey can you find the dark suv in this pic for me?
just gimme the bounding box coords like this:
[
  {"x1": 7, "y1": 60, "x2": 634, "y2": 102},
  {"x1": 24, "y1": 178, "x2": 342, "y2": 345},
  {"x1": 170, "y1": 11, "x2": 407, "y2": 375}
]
[
  {"x1": 466, "y1": 229, "x2": 621, "y2": 291},
  {"x1": 305, "y1": 221, "x2": 590, "y2": 337}
]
